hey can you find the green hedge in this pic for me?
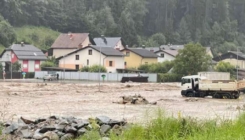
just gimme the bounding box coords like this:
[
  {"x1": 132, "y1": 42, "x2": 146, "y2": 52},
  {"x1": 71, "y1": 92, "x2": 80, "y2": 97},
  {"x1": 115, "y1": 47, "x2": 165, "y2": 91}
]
[{"x1": 157, "y1": 73, "x2": 182, "y2": 82}]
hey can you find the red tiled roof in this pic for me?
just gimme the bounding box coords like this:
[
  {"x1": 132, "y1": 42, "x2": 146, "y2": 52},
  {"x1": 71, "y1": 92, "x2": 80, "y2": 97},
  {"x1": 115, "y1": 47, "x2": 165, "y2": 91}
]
[{"x1": 51, "y1": 33, "x2": 89, "y2": 49}]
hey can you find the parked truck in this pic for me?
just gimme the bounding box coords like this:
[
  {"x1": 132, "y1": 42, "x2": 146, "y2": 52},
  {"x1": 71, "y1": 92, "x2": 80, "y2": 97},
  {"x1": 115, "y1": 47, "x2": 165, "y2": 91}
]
[{"x1": 181, "y1": 74, "x2": 244, "y2": 99}]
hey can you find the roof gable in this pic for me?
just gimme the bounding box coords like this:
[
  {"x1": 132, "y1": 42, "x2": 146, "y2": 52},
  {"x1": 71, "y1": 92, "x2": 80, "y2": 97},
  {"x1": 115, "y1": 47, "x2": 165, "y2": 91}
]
[
  {"x1": 213, "y1": 51, "x2": 245, "y2": 61},
  {"x1": 93, "y1": 37, "x2": 122, "y2": 48},
  {"x1": 51, "y1": 33, "x2": 89, "y2": 49},
  {"x1": 127, "y1": 48, "x2": 158, "y2": 58},
  {"x1": 8, "y1": 44, "x2": 47, "y2": 60},
  {"x1": 57, "y1": 45, "x2": 124, "y2": 60},
  {"x1": 160, "y1": 50, "x2": 179, "y2": 57}
]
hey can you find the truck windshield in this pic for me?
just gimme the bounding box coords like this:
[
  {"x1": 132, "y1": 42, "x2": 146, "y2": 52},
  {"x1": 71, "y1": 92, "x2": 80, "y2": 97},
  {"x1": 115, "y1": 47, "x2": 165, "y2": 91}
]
[{"x1": 181, "y1": 78, "x2": 190, "y2": 85}]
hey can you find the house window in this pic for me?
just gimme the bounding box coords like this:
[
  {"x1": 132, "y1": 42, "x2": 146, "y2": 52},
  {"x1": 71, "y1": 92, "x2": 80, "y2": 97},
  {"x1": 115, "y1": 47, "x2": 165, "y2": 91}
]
[
  {"x1": 87, "y1": 59, "x2": 89, "y2": 66},
  {"x1": 75, "y1": 65, "x2": 79, "y2": 70},
  {"x1": 89, "y1": 50, "x2": 92, "y2": 55},
  {"x1": 109, "y1": 61, "x2": 113, "y2": 67},
  {"x1": 160, "y1": 53, "x2": 164, "y2": 57},
  {"x1": 23, "y1": 64, "x2": 27, "y2": 68},
  {"x1": 124, "y1": 62, "x2": 127, "y2": 66},
  {"x1": 75, "y1": 55, "x2": 79, "y2": 60},
  {"x1": 126, "y1": 52, "x2": 130, "y2": 56}
]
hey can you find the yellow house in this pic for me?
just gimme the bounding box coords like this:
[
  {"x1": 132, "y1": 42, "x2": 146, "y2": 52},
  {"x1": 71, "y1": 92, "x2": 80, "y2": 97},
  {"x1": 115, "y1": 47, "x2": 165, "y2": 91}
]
[{"x1": 122, "y1": 48, "x2": 158, "y2": 69}]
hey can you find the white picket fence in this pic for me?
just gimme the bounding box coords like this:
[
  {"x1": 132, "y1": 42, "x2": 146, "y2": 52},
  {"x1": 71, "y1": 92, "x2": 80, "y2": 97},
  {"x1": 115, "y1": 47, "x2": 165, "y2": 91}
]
[{"x1": 35, "y1": 71, "x2": 157, "y2": 82}]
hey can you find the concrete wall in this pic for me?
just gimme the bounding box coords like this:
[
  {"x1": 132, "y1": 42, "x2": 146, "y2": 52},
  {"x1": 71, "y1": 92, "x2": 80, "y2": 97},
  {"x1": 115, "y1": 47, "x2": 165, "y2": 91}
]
[
  {"x1": 59, "y1": 47, "x2": 124, "y2": 72},
  {"x1": 35, "y1": 71, "x2": 158, "y2": 82}
]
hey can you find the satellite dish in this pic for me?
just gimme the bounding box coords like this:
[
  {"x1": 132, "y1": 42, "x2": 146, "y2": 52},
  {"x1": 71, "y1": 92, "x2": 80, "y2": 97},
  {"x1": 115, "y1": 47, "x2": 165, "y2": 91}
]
[{"x1": 34, "y1": 52, "x2": 37, "y2": 56}]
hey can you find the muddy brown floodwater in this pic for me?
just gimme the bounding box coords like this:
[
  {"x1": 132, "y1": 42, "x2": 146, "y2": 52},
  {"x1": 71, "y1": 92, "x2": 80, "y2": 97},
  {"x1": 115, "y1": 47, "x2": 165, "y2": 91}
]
[{"x1": 0, "y1": 82, "x2": 245, "y2": 123}]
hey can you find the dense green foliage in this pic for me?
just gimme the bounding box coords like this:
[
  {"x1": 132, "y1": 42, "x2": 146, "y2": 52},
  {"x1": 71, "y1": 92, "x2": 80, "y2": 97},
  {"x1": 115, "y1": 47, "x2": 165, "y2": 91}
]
[
  {"x1": 173, "y1": 43, "x2": 211, "y2": 75},
  {"x1": 12, "y1": 62, "x2": 21, "y2": 72},
  {"x1": 215, "y1": 61, "x2": 236, "y2": 78},
  {"x1": 40, "y1": 57, "x2": 58, "y2": 68},
  {"x1": 0, "y1": 15, "x2": 16, "y2": 47},
  {"x1": 80, "y1": 65, "x2": 107, "y2": 72},
  {"x1": 138, "y1": 61, "x2": 174, "y2": 73},
  {"x1": 157, "y1": 73, "x2": 182, "y2": 82},
  {"x1": 15, "y1": 26, "x2": 60, "y2": 50},
  {"x1": 0, "y1": 0, "x2": 245, "y2": 56},
  {"x1": 77, "y1": 111, "x2": 245, "y2": 140}
]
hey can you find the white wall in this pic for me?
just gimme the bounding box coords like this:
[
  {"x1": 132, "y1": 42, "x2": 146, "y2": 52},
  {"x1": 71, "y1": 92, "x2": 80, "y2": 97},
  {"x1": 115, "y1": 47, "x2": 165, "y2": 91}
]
[
  {"x1": 35, "y1": 71, "x2": 158, "y2": 82},
  {"x1": 59, "y1": 47, "x2": 124, "y2": 72},
  {"x1": 104, "y1": 56, "x2": 124, "y2": 73},
  {"x1": 115, "y1": 40, "x2": 124, "y2": 50},
  {"x1": 53, "y1": 49, "x2": 77, "y2": 58},
  {"x1": 156, "y1": 52, "x2": 175, "y2": 63}
]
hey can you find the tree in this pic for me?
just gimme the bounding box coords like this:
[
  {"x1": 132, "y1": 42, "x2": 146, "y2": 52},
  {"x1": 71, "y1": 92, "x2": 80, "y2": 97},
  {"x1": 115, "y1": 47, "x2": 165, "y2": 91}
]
[
  {"x1": 173, "y1": 43, "x2": 211, "y2": 75},
  {"x1": 215, "y1": 61, "x2": 236, "y2": 79},
  {"x1": 0, "y1": 63, "x2": 2, "y2": 72},
  {"x1": 177, "y1": 18, "x2": 191, "y2": 44},
  {"x1": 12, "y1": 62, "x2": 21, "y2": 72},
  {"x1": 0, "y1": 15, "x2": 16, "y2": 47},
  {"x1": 215, "y1": 61, "x2": 235, "y2": 77}
]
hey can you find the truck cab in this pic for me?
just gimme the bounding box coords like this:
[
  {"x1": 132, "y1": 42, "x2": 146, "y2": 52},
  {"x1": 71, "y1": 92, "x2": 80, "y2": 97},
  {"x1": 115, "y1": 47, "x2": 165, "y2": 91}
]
[{"x1": 181, "y1": 75, "x2": 206, "y2": 97}]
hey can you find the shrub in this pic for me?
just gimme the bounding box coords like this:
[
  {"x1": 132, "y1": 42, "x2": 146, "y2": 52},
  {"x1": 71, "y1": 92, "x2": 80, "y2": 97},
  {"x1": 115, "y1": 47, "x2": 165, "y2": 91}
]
[
  {"x1": 80, "y1": 65, "x2": 107, "y2": 72},
  {"x1": 40, "y1": 61, "x2": 56, "y2": 68},
  {"x1": 157, "y1": 73, "x2": 182, "y2": 82},
  {"x1": 80, "y1": 66, "x2": 90, "y2": 72},
  {"x1": 138, "y1": 61, "x2": 174, "y2": 73}
]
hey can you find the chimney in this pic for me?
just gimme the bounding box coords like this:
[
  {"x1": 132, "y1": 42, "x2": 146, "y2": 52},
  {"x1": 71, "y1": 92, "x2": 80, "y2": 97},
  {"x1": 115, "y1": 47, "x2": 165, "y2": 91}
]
[{"x1": 21, "y1": 42, "x2": 24, "y2": 47}]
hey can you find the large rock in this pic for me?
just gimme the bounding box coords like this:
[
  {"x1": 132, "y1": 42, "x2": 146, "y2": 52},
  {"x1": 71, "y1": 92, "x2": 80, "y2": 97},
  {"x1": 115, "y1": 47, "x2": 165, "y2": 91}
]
[
  {"x1": 33, "y1": 129, "x2": 43, "y2": 139},
  {"x1": 100, "y1": 124, "x2": 111, "y2": 136},
  {"x1": 96, "y1": 116, "x2": 111, "y2": 125},
  {"x1": 60, "y1": 133, "x2": 75, "y2": 140},
  {"x1": 64, "y1": 126, "x2": 77, "y2": 134},
  {"x1": 3, "y1": 123, "x2": 19, "y2": 134},
  {"x1": 19, "y1": 128, "x2": 33, "y2": 138},
  {"x1": 43, "y1": 131, "x2": 59, "y2": 140},
  {"x1": 77, "y1": 128, "x2": 87, "y2": 136},
  {"x1": 39, "y1": 126, "x2": 56, "y2": 133}
]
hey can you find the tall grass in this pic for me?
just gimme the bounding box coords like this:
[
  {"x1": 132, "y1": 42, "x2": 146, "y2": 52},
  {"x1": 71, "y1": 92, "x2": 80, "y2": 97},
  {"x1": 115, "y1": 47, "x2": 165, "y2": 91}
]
[{"x1": 78, "y1": 110, "x2": 245, "y2": 140}]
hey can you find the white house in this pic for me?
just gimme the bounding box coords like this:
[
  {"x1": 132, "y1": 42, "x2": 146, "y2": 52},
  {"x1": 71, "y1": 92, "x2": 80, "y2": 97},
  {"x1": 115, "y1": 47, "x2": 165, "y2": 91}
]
[
  {"x1": 154, "y1": 50, "x2": 178, "y2": 62},
  {"x1": 51, "y1": 33, "x2": 92, "y2": 58},
  {"x1": 57, "y1": 46, "x2": 125, "y2": 73}
]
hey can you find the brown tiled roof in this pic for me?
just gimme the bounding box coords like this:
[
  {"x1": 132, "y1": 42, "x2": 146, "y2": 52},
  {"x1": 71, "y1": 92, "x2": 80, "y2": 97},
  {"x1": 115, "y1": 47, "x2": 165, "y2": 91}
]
[{"x1": 51, "y1": 33, "x2": 89, "y2": 49}]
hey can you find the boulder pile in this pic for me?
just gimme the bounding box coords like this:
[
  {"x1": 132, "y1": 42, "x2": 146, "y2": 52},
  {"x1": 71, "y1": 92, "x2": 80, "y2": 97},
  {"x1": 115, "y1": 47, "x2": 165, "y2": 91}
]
[
  {"x1": 113, "y1": 94, "x2": 157, "y2": 105},
  {"x1": 1, "y1": 115, "x2": 127, "y2": 140}
]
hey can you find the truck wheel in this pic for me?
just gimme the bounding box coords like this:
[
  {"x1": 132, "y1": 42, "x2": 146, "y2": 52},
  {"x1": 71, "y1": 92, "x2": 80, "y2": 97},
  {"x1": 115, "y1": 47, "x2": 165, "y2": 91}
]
[
  {"x1": 234, "y1": 95, "x2": 239, "y2": 99},
  {"x1": 187, "y1": 92, "x2": 194, "y2": 97},
  {"x1": 223, "y1": 94, "x2": 231, "y2": 99},
  {"x1": 212, "y1": 94, "x2": 221, "y2": 99}
]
